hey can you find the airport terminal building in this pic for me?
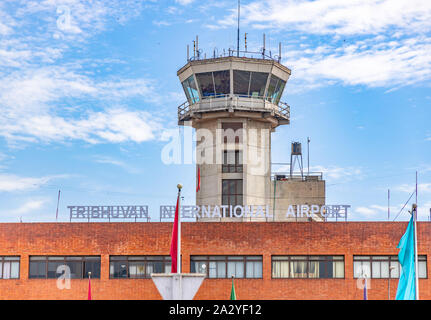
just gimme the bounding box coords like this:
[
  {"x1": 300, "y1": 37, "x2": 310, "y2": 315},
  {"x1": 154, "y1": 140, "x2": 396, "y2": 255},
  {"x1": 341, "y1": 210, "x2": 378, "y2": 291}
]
[{"x1": 0, "y1": 50, "x2": 428, "y2": 300}]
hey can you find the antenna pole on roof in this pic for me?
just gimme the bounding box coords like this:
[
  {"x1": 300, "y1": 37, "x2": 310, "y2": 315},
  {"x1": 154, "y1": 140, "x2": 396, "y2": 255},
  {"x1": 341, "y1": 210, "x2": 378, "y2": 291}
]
[
  {"x1": 237, "y1": 0, "x2": 240, "y2": 57},
  {"x1": 279, "y1": 42, "x2": 282, "y2": 63}
]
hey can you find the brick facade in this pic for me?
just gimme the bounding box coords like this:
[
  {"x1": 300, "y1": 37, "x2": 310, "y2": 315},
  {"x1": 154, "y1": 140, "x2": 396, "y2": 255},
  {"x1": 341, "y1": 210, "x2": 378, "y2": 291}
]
[{"x1": 0, "y1": 221, "x2": 429, "y2": 300}]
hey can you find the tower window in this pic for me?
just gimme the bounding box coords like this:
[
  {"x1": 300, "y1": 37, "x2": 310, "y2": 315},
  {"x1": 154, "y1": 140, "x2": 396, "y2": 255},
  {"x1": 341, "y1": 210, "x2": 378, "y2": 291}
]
[
  {"x1": 181, "y1": 75, "x2": 200, "y2": 104},
  {"x1": 195, "y1": 70, "x2": 230, "y2": 98},
  {"x1": 222, "y1": 122, "x2": 243, "y2": 144},
  {"x1": 222, "y1": 179, "x2": 243, "y2": 207},
  {"x1": 233, "y1": 70, "x2": 269, "y2": 98},
  {"x1": 266, "y1": 75, "x2": 286, "y2": 105},
  {"x1": 222, "y1": 150, "x2": 243, "y2": 173}
]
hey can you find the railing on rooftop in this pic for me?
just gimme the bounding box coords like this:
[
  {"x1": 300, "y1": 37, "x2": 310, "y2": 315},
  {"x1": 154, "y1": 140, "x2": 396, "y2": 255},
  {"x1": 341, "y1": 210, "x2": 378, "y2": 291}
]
[
  {"x1": 271, "y1": 172, "x2": 324, "y2": 181},
  {"x1": 188, "y1": 49, "x2": 282, "y2": 63}
]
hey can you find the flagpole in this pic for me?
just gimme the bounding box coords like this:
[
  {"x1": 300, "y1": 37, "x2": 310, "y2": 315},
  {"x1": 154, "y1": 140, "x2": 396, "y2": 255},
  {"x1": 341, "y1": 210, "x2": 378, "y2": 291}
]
[
  {"x1": 177, "y1": 184, "x2": 182, "y2": 274},
  {"x1": 414, "y1": 171, "x2": 419, "y2": 300}
]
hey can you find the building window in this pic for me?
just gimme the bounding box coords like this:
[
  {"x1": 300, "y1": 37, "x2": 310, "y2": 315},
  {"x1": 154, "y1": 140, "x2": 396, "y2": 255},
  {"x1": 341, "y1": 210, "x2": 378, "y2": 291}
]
[
  {"x1": 29, "y1": 256, "x2": 100, "y2": 279},
  {"x1": 222, "y1": 150, "x2": 243, "y2": 173},
  {"x1": 265, "y1": 75, "x2": 286, "y2": 105},
  {"x1": 181, "y1": 75, "x2": 200, "y2": 104},
  {"x1": 0, "y1": 256, "x2": 20, "y2": 279},
  {"x1": 353, "y1": 255, "x2": 427, "y2": 279},
  {"x1": 222, "y1": 179, "x2": 243, "y2": 207},
  {"x1": 109, "y1": 256, "x2": 172, "y2": 279},
  {"x1": 233, "y1": 70, "x2": 269, "y2": 98},
  {"x1": 190, "y1": 256, "x2": 262, "y2": 278},
  {"x1": 195, "y1": 70, "x2": 230, "y2": 98},
  {"x1": 222, "y1": 122, "x2": 243, "y2": 145},
  {"x1": 272, "y1": 256, "x2": 345, "y2": 279}
]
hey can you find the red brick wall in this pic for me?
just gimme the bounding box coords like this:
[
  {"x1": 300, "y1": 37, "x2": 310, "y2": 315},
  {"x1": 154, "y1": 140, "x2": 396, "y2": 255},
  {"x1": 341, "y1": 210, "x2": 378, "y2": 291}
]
[{"x1": 0, "y1": 221, "x2": 428, "y2": 300}]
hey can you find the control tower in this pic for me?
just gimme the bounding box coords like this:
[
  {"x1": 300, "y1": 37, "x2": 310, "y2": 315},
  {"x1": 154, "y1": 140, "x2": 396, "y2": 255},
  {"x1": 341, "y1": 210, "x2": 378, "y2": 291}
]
[{"x1": 177, "y1": 48, "x2": 325, "y2": 221}]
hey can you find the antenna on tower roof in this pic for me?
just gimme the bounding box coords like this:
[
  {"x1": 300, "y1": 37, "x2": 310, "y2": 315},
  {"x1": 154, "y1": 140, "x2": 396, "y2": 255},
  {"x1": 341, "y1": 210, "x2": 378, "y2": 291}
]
[{"x1": 237, "y1": 0, "x2": 240, "y2": 57}]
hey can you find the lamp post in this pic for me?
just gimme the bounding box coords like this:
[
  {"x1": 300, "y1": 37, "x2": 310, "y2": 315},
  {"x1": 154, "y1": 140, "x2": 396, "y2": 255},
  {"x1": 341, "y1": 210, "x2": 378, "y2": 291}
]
[{"x1": 388, "y1": 266, "x2": 396, "y2": 300}]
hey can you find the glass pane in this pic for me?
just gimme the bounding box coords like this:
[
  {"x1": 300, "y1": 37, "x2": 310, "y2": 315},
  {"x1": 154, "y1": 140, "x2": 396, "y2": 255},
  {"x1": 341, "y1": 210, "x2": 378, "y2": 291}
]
[
  {"x1": 419, "y1": 261, "x2": 427, "y2": 278},
  {"x1": 372, "y1": 261, "x2": 381, "y2": 278},
  {"x1": 4, "y1": 257, "x2": 19, "y2": 261},
  {"x1": 274, "y1": 80, "x2": 285, "y2": 104},
  {"x1": 236, "y1": 180, "x2": 243, "y2": 194},
  {"x1": 255, "y1": 261, "x2": 262, "y2": 278},
  {"x1": 229, "y1": 181, "x2": 235, "y2": 194},
  {"x1": 218, "y1": 261, "x2": 226, "y2": 278},
  {"x1": 0, "y1": 262, "x2": 2, "y2": 278},
  {"x1": 272, "y1": 261, "x2": 289, "y2": 278},
  {"x1": 208, "y1": 261, "x2": 216, "y2": 278},
  {"x1": 249, "y1": 72, "x2": 268, "y2": 98},
  {"x1": 272, "y1": 256, "x2": 288, "y2": 261},
  {"x1": 266, "y1": 76, "x2": 277, "y2": 101},
  {"x1": 309, "y1": 261, "x2": 319, "y2": 278},
  {"x1": 246, "y1": 261, "x2": 254, "y2": 278},
  {"x1": 290, "y1": 261, "x2": 307, "y2": 278},
  {"x1": 30, "y1": 256, "x2": 46, "y2": 261},
  {"x1": 192, "y1": 261, "x2": 207, "y2": 274},
  {"x1": 222, "y1": 180, "x2": 229, "y2": 194},
  {"x1": 381, "y1": 261, "x2": 389, "y2": 278},
  {"x1": 112, "y1": 261, "x2": 127, "y2": 278},
  {"x1": 196, "y1": 72, "x2": 215, "y2": 98},
  {"x1": 390, "y1": 261, "x2": 399, "y2": 278},
  {"x1": 146, "y1": 263, "x2": 154, "y2": 276},
  {"x1": 233, "y1": 70, "x2": 250, "y2": 96},
  {"x1": 182, "y1": 81, "x2": 192, "y2": 102},
  {"x1": 85, "y1": 260, "x2": 101, "y2": 279},
  {"x1": 3, "y1": 262, "x2": 10, "y2": 279},
  {"x1": 129, "y1": 262, "x2": 146, "y2": 278},
  {"x1": 334, "y1": 261, "x2": 344, "y2": 278},
  {"x1": 354, "y1": 261, "x2": 370, "y2": 278},
  {"x1": 66, "y1": 261, "x2": 83, "y2": 279},
  {"x1": 213, "y1": 70, "x2": 230, "y2": 95},
  {"x1": 354, "y1": 256, "x2": 370, "y2": 260},
  {"x1": 29, "y1": 261, "x2": 46, "y2": 278},
  {"x1": 47, "y1": 261, "x2": 64, "y2": 278}
]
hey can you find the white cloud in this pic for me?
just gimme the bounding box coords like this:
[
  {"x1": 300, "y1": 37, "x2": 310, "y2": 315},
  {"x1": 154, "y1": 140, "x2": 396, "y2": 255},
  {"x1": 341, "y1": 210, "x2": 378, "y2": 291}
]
[
  {"x1": 395, "y1": 183, "x2": 431, "y2": 194},
  {"x1": 283, "y1": 36, "x2": 431, "y2": 91},
  {"x1": 0, "y1": 2, "x2": 166, "y2": 147},
  {"x1": 10, "y1": 199, "x2": 47, "y2": 215},
  {"x1": 207, "y1": 0, "x2": 431, "y2": 90},
  {"x1": 175, "y1": 0, "x2": 195, "y2": 5},
  {"x1": 0, "y1": 174, "x2": 66, "y2": 192},
  {"x1": 215, "y1": 0, "x2": 431, "y2": 35},
  {"x1": 310, "y1": 165, "x2": 362, "y2": 181}
]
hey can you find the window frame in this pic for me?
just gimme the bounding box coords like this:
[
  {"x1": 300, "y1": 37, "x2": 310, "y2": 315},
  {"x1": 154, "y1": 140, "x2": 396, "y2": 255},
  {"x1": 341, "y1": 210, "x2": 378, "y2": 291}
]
[
  {"x1": 271, "y1": 255, "x2": 345, "y2": 279},
  {"x1": 109, "y1": 255, "x2": 172, "y2": 279},
  {"x1": 28, "y1": 256, "x2": 101, "y2": 279},
  {"x1": 0, "y1": 256, "x2": 20, "y2": 279},
  {"x1": 222, "y1": 179, "x2": 243, "y2": 207},
  {"x1": 222, "y1": 150, "x2": 243, "y2": 173},
  {"x1": 190, "y1": 255, "x2": 263, "y2": 279},
  {"x1": 353, "y1": 255, "x2": 427, "y2": 279}
]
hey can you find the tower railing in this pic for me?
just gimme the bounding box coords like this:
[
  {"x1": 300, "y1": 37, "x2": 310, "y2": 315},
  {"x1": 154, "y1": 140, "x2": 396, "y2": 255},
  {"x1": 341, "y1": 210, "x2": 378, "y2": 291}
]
[{"x1": 178, "y1": 96, "x2": 290, "y2": 122}]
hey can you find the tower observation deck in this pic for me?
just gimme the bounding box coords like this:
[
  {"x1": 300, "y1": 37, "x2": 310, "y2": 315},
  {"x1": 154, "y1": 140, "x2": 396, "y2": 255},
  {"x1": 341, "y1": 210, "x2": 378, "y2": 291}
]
[{"x1": 177, "y1": 56, "x2": 290, "y2": 127}]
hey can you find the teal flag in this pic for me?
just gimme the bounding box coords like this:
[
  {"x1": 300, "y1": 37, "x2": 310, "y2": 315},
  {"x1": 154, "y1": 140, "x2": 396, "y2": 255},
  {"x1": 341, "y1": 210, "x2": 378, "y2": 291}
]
[{"x1": 395, "y1": 215, "x2": 416, "y2": 300}]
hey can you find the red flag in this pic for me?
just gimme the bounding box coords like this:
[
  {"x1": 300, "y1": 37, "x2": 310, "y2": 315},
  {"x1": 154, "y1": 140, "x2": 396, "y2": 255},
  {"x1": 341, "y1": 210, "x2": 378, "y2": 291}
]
[
  {"x1": 88, "y1": 275, "x2": 92, "y2": 300},
  {"x1": 196, "y1": 167, "x2": 201, "y2": 192},
  {"x1": 170, "y1": 195, "x2": 179, "y2": 273}
]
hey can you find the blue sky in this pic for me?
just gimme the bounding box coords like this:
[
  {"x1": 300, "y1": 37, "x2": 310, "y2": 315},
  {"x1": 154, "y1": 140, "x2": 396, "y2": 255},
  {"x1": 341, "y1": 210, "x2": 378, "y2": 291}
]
[{"x1": 0, "y1": 0, "x2": 430, "y2": 222}]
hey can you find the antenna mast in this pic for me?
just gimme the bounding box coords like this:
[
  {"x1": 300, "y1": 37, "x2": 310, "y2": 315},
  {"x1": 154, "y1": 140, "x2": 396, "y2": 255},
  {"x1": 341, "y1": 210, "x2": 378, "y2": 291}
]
[{"x1": 237, "y1": 0, "x2": 240, "y2": 57}]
